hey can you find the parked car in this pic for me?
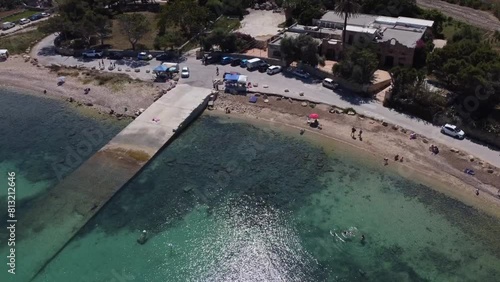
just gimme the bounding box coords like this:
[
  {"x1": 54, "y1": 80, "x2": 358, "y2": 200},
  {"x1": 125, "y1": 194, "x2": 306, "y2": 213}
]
[
  {"x1": 82, "y1": 49, "x2": 103, "y2": 58},
  {"x1": 291, "y1": 68, "x2": 310, "y2": 79},
  {"x1": 203, "y1": 54, "x2": 220, "y2": 65},
  {"x1": 322, "y1": 78, "x2": 339, "y2": 89},
  {"x1": 240, "y1": 59, "x2": 248, "y2": 68},
  {"x1": 1, "y1": 22, "x2": 15, "y2": 30},
  {"x1": 29, "y1": 14, "x2": 43, "y2": 21},
  {"x1": 41, "y1": 12, "x2": 50, "y2": 17},
  {"x1": 258, "y1": 63, "x2": 270, "y2": 73},
  {"x1": 181, "y1": 66, "x2": 190, "y2": 78},
  {"x1": 230, "y1": 58, "x2": 241, "y2": 66},
  {"x1": 220, "y1": 56, "x2": 233, "y2": 65},
  {"x1": 156, "y1": 53, "x2": 174, "y2": 61},
  {"x1": 137, "y1": 52, "x2": 153, "y2": 60},
  {"x1": 266, "y1": 65, "x2": 282, "y2": 75},
  {"x1": 107, "y1": 51, "x2": 124, "y2": 60},
  {"x1": 441, "y1": 124, "x2": 465, "y2": 139},
  {"x1": 246, "y1": 58, "x2": 264, "y2": 70},
  {"x1": 19, "y1": 18, "x2": 30, "y2": 25}
]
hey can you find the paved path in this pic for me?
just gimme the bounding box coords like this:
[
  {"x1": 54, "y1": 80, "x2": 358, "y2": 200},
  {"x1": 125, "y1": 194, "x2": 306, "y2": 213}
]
[
  {"x1": 30, "y1": 35, "x2": 500, "y2": 168},
  {"x1": 0, "y1": 84, "x2": 210, "y2": 282},
  {"x1": 0, "y1": 16, "x2": 51, "y2": 37},
  {"x1": 417, "y1": 0, "x2": 500, "y2": 32}
]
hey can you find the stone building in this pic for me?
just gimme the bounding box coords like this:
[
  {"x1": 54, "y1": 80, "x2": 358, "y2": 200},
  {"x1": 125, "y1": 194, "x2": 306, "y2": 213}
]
[
  {"x1": 267, "y1": 11, "x2": 434, "y2": 68},
  {"x1": 312, "y1": 12, "x2": 434, "y2": 67}
]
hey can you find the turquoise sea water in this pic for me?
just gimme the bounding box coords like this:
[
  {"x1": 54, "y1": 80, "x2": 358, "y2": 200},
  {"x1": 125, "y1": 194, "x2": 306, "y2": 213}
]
[
  {"x1": 0, "y1": 88, "x2": 127, "y2": 205},
  {"x1": 0, "y1": 88, "x2": 128, "y2": 272},
  {"x1": 27, "y1": 115, "x2": 500, "y2": 282}
]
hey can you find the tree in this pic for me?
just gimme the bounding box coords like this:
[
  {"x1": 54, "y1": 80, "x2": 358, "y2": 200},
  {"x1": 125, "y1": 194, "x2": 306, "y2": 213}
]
[
  {"x1": 157, "y1": 0, "x2": 210, "y2": 37},
  {"x1": 362, "y1": 0, "x2": 418, "y2": 17},
  {"x1": 333, "y1": 47, "x2": 378, "y2": 84},
  {"x1": 155, "y1": 31, "x2": 185, "y2": 51},
  {"x1": 279, "y1": 34, "x2": 324, "y2": 66},
  {"x1": 282, "y1": 0, "x2": 299, "y2": 25},
  {"x1": 334, "y1": 0, "x2": 361, "y2": 50},
  {"x1": 420, "y1": 9, "x2": 447, "y2": 37},
  {"x1": 280, "y1": 36, "x2": 300, "y2": 65},
  {"x1": 94, "y1": 14, "x2": 113, "y2": 46},
  {"x1": 117, "y1": 13, "x2": 151, "y2": 50}
]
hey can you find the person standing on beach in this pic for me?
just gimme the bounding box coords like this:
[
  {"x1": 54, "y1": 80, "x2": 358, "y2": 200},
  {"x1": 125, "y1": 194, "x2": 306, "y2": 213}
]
[
  {"x1": 351, "y1": 127, "x2": 356, "y2": 138},
  {"x1": 358, "y1": 129, "x2": 363, "y2": 139},
  {"x1": 216, "y1": 67, "x2": 219, "y2": 76}
]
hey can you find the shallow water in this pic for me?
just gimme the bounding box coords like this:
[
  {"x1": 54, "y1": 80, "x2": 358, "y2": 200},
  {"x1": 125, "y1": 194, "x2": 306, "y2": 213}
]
[
  {"x1": 27, "y1": 115, "x2": 500, "y2": 282},
  {"x1": 0, "y1": 88, "x2": 127, "y2": 203},
  {"x1": 0, "y1": 88, "x2": 127, "y2": 280}
]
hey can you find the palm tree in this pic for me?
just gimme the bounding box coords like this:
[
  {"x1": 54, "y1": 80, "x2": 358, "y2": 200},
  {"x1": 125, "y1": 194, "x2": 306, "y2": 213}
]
[
  {"x1": 334, "y1": 0, "x2": 361, "y2": 49},
  {"x1": 282, "y1": 0, "x2": 299, "y2": 25}
]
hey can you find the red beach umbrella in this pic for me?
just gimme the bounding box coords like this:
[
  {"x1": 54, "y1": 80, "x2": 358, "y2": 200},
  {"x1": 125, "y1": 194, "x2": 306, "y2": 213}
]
[{"x1": 309, "y1": 113, "x2": 319, "y2": 119}]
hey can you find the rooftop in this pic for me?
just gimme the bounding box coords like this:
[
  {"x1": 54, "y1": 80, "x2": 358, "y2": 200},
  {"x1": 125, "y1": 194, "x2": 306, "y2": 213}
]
[
  {"x1": 318, "y1": 12, "x2": 434, "y2": 29},
  {"x1": 378, "y1": 28, "x2": 424, "y2": 48},
  {"x1": 269, "y1": 31, "x2": 322, "y2": 46},
  {"x1": 397, "y1": 16, "x2": 434, "y2": 28},
  {"x1": 319, "y1": 12, "x2": 377, "y2": 27},
  {"x1": 346, "y1": 25, "x2": 378, "y2": 34},
  {"x1": 289, "y1": 24, "x2": 343, "y2": 36},
  {"x1": 270, "y1": 32, "x2": 301, "y2": 45}
]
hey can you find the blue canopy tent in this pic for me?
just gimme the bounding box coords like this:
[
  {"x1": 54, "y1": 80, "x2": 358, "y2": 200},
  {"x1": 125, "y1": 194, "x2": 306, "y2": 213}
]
[
  {"x1": 153, "y1": 64, "x2": 168, "y2": 73},
  {"x1": 224, "y1": 73, "x2": 240, "y2": 81}
]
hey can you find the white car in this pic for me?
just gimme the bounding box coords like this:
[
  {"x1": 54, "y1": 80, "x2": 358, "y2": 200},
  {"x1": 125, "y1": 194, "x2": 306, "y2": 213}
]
[
  {"x1": 181, "y1": 67, "x2": 190, "y2": 78},
  {"x1": 41, "y1": 12, "x2": 50, "y2": 17},
  {"x1": 82, "y1": 50, "x2": 103, "y2": 58},
  {"x1": 137, "y1": 52, "x2": 152, "y2": 60},
  {"x1": 322, "y1": 78, "x2": 339, "y2": 89},
  {"x1": 441, "y1": 124, "x2": 465, "y2": 139},
  {"x1": 266, "y1": 65, "x2": 282, "y2": 75},
  {"x1": 19, "y1": 18, "x2": 30, "y2": 25}
]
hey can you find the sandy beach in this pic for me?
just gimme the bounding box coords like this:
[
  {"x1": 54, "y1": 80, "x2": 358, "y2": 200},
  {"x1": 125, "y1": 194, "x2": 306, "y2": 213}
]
[
  {"x1": 1, "y1": 57, "x2": 500, "y2": 218},
  {"x1": 209, "y1": 94, "x2": 500, "y2": 218},
  {"x1": 0, "y1": 57, "x2": 160, "y2": 117}
]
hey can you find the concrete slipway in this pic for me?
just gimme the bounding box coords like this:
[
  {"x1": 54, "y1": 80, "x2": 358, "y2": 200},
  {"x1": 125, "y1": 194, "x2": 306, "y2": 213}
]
[{"x1": 3, "y1": 85, "x2": 211, "y2": 282}]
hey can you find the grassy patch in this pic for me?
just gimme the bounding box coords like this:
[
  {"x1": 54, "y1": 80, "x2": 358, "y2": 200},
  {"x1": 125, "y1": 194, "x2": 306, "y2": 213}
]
[
  {"x1": 103, "y1": 12, "x2": 158, "y2": 50},
  {"x1": 2, "y1": 10, "x2": 39, "y2": 22},
  {"x1": 212, "y1": 17, "x2": 241, "y2": 32},
  {"x1": 1, "y1": 29, "x2": 48, "y2": 54},
  {"x1": 0, "y1": 9, "x2": 23, "y2": 19},
  {"x1": 56, "y1": 69, "x2": 80, "y2": 77}
]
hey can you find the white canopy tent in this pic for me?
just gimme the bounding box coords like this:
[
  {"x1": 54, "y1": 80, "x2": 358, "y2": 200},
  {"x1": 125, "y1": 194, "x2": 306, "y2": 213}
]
[{"x1": 237, "y1": 75, "x2": 248, "y2": 84}]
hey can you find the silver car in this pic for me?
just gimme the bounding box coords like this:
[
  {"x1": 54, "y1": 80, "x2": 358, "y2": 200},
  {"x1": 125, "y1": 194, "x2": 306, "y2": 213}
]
[{"x1": 181, "y1": 67, "x2": 190, "y2": 78}]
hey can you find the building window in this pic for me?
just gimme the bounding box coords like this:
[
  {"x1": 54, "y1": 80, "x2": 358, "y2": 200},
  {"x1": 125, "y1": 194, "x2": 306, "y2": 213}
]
[
  {"x1": 348, "y1": 34, "x2": 354, "y2": 45},
  {"x1": 273, "y1": 51, "x2": 281, "y2": 58},
  {"x1": 358, "y1": 36, "x2": 365, "y2": 44},
  {"x1": 390, "y1": 39, "x2": 396, "y2": 46}
]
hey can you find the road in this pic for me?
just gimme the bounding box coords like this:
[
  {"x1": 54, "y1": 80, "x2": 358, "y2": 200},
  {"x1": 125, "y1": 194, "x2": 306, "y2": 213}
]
[
  {"x1": 417, "y1": 0, "x2": 500, "y2": 32},
  {"x1": 31, "y1": 34, "x2": 500, "y2": 168},
  {"x1": 0, "y1": 16, "x2": 51, "y2": 37}
]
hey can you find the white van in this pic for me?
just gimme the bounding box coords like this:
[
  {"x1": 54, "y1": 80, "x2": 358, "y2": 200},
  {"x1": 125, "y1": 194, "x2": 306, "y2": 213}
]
[
  {"x1": 2, "y1": 22, "x2": 15, "y2": 30},
  {"x1": 322, "y1": 78, "x2": 339, "y2": 89},
  {"x1": 246, "y1": 58, "x2": 263, "y2": 70}
]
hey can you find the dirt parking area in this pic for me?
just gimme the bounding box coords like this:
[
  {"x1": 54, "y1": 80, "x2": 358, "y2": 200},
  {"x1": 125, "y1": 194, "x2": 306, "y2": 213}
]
[
  {"x1": 417, "y1": 0, "x2": 500, "y2": 31},
  {"x1": 236, "y1": 10, "x2": 285, "y2": 39}
]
